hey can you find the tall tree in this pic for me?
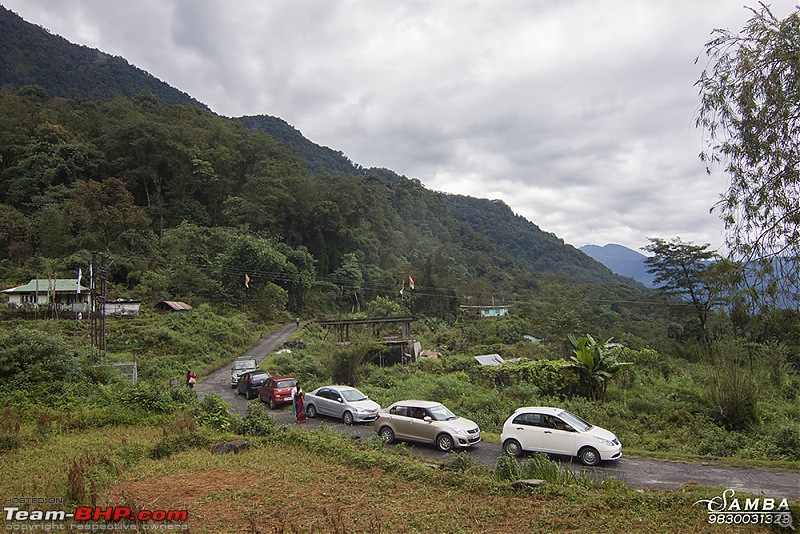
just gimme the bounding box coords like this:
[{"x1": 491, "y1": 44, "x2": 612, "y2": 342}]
[
  {"x1": 70, "y1": 178, "x2": 150, "y2": 251},
  {"x1": 643, "y1": 237, "x2": 721, "y2": 345},
  {"x1": 696, "y1": 4, "x2": 800, "y2": 309}
]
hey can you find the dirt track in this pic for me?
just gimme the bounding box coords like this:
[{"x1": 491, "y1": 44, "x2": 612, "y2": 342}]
[{"x1": 197, "y1": 324, "x2": 800, "y2": 500}]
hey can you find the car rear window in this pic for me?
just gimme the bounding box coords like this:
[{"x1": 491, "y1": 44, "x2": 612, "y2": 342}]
[{"x1": 276, "y1": 380, "x2": 296, "y2": 388}]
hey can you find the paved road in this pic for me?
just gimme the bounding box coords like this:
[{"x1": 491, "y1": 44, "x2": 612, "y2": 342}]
[
  {"x1": 199, "y1": 324, "x2": 800, "y2": 500},
  {"x1": 195, "y1": 322, "x2": 298, "y2": 405}
]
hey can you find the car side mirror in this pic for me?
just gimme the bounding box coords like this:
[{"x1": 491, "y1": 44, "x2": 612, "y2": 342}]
[
  {"x1": 423, "y1": 416, "x2": 432, "y2": 423},
  {"x1": 564, "y1": 425, "x2": 575, "y2": 432},
  {"x1": 337, "y1": 397, "x2": 343, "y2": 403}
]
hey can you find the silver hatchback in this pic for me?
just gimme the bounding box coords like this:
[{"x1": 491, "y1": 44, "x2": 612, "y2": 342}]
[
  {"x1": 375, "y1": 400, "x2": 481, "y2": 452},
  {"x1": 305, "y1": 386, "x2": 381, "y2": 424}
]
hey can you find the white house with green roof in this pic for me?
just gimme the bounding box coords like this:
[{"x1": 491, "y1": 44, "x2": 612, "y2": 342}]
[{"x1": 2, "y1": 278, "x2": 90, "y2": 314}]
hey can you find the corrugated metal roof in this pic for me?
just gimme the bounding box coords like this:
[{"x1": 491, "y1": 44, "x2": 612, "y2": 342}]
[
  {"x1": 474, "y1": 354, "x2": 505, "y2": 366},
  {"x1": 2, "y1": 279, "x2": 87, "y2": 293},
  {"x1": 157, "y1": 301, "x2": 193, "y2": 311}
]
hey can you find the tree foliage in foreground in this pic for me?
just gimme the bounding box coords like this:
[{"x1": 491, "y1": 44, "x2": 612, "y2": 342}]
[{"x1": 696, "y1": 3, "x2": 800, "y2": 310}]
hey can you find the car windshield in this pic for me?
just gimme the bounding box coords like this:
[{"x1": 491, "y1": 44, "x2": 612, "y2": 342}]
[
  {"x1": 427, "y1": 404, "x2": 457, "y2": 421},
  {"x1": 276, "y1": 380, "x2": 296, "y2": 388},
  {"x1": 232, "y1": 360, "x2": 255, "y2": 370},
  {"x1": 340, "y1": 389, "x2": 368, "y2": 402},
  {"x1": 557, "y1": 410, "x2": 592, "y2": 432}
]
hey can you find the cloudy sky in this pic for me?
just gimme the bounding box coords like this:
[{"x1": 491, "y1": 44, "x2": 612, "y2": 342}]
[{"x1": 5, "y1": 1, "x2": 793, "y2": 252}]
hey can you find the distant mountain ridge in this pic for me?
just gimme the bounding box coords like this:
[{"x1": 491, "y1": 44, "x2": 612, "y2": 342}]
[{"x1": 580, "y1": 244, "x2": 655, "y2": 287}]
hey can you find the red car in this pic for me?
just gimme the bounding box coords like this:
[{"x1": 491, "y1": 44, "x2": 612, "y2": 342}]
[{"x1": 258, "y1": 376, "x2": 297, "y2": 409}]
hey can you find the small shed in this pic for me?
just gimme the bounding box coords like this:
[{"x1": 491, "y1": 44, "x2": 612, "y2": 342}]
[{"x1": 156, "y1": 301, "x2": 193, "y2": 312}]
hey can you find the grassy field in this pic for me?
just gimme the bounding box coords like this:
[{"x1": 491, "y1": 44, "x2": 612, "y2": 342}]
[{"x1": 1, "y1": 422, "x2": 796, "y2": 533}]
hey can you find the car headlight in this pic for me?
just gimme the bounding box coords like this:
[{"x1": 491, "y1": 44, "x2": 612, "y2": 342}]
[
  {"x1": 354, "y1": 407, "x2": 367, "y2": 413},
  {"x1": 447, "y1": 426, "x2": 468, "y2": 436},
  {"x1": 594, "y1": 436, "x2": 615, "y2": 447}
]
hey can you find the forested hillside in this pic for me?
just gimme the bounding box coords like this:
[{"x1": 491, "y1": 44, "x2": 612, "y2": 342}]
[
  {"x1": 0, "y1": 87, "x2": 553, "y2": 315},
  {"x1": 0, "y1": 4, "x2": 636, "y2": 294},
  {"x1": 442, "y1": 195, "x2": 637, "y2": 286},
  {"x1": 0, "y1": 6, "x2": 206, "y2": 109}
]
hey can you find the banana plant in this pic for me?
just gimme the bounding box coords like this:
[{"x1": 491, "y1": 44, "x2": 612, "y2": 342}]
[{"x1": 566, "y1": 334, "x2": 632, "y2": 402}]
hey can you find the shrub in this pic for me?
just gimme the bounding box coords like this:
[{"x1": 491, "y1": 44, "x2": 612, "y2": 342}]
[
  {"x1": 324, "y1": 342, "x2": 379, "y2": 386},
  {"x1": 238, "y1": 402, "x2": 276, "y2": 436},
  {"x1": 771, "y1": 424, "x2": 800, "y2": 460},
  {"x1": 706, "y1": 365, "x2": 759, "y2": 431},
  {"x1": 195, "y1": 393, "x2": 239, "y2": 432},
  {"x1": 479, "y1": 359, "x2": 581, "y2": 398}
]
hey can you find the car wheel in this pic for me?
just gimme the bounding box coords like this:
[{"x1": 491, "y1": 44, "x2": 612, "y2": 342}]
[
  {"x1": 342, "y1": 411, "x2": 354, "y2": 425},
  {"x1": 269, "y1": 397, "x2": 277, "y2": 409},
  {"x1": 436, "y1": 433, "x2": 454, "y2": 452},
  {"x1": 503, "y1": 439, "x2": 522, "y2": 458},
  {"x1": 378, "y1": 426, "x2": 395, "y2": 444},
  {"x1": 307, "y1": 404, "x2": 317, "y2": 418},
  {"x1": 579, "y1": 446, "x2": 600, "y2": 466}
]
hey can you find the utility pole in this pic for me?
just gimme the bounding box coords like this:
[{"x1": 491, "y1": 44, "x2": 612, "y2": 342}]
[{"x1": 90, "y1": 251, "x2": 108, "y2": 362}]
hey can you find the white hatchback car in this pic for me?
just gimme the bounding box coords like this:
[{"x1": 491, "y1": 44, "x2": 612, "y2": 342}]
[{"x1": 500, "y1": 406, "x2": 622, "y2": 466}]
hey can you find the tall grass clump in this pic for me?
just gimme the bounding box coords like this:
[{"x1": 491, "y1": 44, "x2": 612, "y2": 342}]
[
  {"x1": 495, "y1": 453, "x2": 598, "y2": 489},
  {"x1": 706, "y1": 342, "x2": 759, "y2": 431}
]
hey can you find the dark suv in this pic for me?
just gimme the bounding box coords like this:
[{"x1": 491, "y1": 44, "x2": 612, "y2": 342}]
[{"x1": 236, "y1": 370, "x2": 271, "y2": 399}]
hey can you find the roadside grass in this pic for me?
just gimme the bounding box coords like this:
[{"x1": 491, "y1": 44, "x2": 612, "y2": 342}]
[{"x1": 2, "y1": 423, "x2": 796, "y2": 533}]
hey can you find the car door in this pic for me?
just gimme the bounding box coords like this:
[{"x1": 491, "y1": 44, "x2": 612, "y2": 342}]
[
  {"x1": 410, "y1": 407, "x2": 439, "y2": 444},
  {"x1": 510, "y1": 413, "x2": 544, "y2": 452},
  {"x1": 323, "y1": 389, "x2": 344, "y2": 419},
  {"x1": 313, "y1": 388, "x2": 331, "y2": 416},
  {"x1": 388, "y1": 405, "x2": 414, "y2": 439},
  {"x1": 540, "y1": 416, "x2": 577, "y2": 455}
]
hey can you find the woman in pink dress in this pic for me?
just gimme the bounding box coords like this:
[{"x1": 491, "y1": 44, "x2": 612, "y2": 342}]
[{"x1": 294, "y1": 384, "x2": 306, "y2": 423}]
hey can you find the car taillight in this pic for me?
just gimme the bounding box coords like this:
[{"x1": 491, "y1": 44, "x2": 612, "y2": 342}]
[{"x1": 248, "y1": 376, "x2": 253, "y2": 383}]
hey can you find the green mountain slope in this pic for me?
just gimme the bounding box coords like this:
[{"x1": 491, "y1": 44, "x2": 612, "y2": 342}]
[
  {"x1": 0, "y1": 5, "x2": 639, "y2": 295},
  {"x1": 441, "y1": 195, "x2": 642, "y2": 287},
  {"x1": 0, "y1": 6, "x2": 206, "y2": 109}
]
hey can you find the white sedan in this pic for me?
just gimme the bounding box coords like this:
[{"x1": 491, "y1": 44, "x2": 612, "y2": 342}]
[{"x1": 500, "y1": 406, "x2": 622, "y2": 466}]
